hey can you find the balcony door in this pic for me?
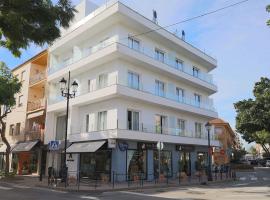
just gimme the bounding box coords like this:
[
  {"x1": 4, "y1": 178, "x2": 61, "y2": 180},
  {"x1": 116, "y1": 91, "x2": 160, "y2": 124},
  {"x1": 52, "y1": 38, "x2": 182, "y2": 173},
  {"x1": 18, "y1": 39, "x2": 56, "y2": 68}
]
[
  {"x1": 155, "y1": 115, "x2": 167, "y2": 134},
  {"x1": 127, "y1": 110, "x2": 139, "y2": 131}
]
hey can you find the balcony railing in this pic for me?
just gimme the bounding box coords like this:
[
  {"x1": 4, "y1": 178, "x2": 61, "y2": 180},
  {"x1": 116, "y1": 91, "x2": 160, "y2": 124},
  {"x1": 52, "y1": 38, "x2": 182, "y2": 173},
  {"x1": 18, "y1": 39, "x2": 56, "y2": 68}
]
[
  {"x1": 71, "y1": 122, "x2": 216, "y2": 141},
  {"x1": 27, "y1": 98, "x2": 46, "y2": 112},
  {"x1": 29, "y1": 72, "x2": 46, "y2": 85},
  {"x1": 24, "y1": 129, "x2": 44, "y2": 142},
  {"x1": 49, "y1": 39, "x2": 216, "y2": 86},
  {"x1": 49, "y1": 79, "x2": 215, "y2": 112}
]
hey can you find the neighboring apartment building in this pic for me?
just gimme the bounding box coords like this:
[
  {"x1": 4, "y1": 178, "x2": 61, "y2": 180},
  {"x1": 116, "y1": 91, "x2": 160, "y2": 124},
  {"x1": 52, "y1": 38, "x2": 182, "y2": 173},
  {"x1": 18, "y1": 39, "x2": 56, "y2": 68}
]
[
  {"x1": 210, "y1": 118, "x2": 239, "y2": 165},
  {"x1": 45, "y1": 0, "x2": 219, "y2": 181},
  {"x1": 2, "y1": 50, "x2": 48, "y2": 175}
]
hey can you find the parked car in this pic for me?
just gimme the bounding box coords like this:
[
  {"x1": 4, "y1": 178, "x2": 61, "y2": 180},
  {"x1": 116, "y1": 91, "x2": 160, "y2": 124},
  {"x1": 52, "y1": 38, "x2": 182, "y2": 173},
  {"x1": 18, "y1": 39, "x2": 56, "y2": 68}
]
[
  {"x1": 266, "y1": 160, "x2": 270, "y2": 167},
  {"x1": 249, "y1": 159, "x2": 258, "y2": 165}
]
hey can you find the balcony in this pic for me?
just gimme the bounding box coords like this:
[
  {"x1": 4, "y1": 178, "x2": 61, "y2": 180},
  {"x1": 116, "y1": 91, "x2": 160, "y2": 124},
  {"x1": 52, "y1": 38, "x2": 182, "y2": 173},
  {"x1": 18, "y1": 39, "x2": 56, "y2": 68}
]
[
  {"x1": 24, "y1": 129, "x2": 44, "y2": 142},
  {"x1": 49, "y1": 80, "x2": 216, "y2": 114},
  {"x1": 70, "y1": 124, "x2": 219, "y2": 146},
  {"x1": 27, "y1": 98, "x2": 46, "y2": 112},
  {"x1": 48, "y1": 40, "x2": 216, "y2": 88},
  {"x1": 29, "y1": 72, "x2": 46, "y2": 86}
]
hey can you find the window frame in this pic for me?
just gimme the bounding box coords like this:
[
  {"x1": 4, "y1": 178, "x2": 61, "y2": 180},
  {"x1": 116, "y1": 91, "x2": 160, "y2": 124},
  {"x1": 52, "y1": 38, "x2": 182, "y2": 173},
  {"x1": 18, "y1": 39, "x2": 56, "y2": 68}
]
[
  {"x1": 154, "y1": 48, "x2": 165, "y2": 63},
  {"x1": 128, "y1": 36, "x2": 140, "y2": 51},
  {"x1": 18, "y1": 95, "x2": 23, "y2": 107},
  {"x1": 155, "y1": 80, "x2": 165, "y2": 97},
  {"x1": 127, "y1": 110, "x2": 140, "y2": 131}
]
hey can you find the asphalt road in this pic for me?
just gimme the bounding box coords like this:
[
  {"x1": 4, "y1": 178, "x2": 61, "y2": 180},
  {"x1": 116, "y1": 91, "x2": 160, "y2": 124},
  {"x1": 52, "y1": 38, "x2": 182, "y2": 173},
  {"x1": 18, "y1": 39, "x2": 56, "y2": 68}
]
[{"x1": 0, "y1": 167, "x2": 269, "y2": 200}]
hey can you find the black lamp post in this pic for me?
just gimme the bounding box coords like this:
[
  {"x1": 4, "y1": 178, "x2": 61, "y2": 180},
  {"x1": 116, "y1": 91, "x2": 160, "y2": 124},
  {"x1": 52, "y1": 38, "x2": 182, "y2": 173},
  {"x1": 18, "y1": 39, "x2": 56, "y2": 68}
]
[
  {"x1": 205, "y1": 122, "x2": 213, "y2": 181},
  {"x1": 59, "y1": 71, "x2": 78, "y2": 187}
]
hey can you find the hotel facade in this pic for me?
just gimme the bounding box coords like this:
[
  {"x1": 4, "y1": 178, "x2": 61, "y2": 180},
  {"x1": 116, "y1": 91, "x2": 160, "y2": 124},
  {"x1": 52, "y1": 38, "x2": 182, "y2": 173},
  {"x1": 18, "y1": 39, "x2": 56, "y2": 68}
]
[{"x1": 45, "y1": 0, "x2": 220, "y2": 181}]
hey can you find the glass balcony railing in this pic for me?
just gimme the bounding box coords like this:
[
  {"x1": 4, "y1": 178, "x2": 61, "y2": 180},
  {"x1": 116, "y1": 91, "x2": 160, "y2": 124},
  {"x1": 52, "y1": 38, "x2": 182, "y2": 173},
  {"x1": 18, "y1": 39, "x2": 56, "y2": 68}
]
[
  {"x1": 48, "y1": 80, "x2": 216, "y2": 112},
  {"x1": 70, "y1": 122, "x2": 217, "y2": 141},
  {"x1": 49, "y1": 40, "x2": 216, "y2": 86}
]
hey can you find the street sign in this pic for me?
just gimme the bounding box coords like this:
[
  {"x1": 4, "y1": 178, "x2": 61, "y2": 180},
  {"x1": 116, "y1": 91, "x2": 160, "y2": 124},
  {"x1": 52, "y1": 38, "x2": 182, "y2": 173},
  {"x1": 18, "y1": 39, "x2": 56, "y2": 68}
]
[
  {"x1": 156, "y1": 141, "x2": 164, "y2": 150},
  {"x1": 48, "y1": 140, "x2": 60, "y2": 151}
]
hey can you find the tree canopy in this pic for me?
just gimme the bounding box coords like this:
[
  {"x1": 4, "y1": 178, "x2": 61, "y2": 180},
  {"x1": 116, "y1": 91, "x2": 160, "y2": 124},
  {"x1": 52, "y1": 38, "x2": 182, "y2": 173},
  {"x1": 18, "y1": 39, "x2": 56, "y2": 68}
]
[
  {"x1": 0, "y1": 61, "x2": 21, "y2": 174},
  {"x1": 234, "y1": 77, "x2": 270, "y2": 156},
  {"x1": 0, "y1": 0, "x2": 76, "y2": 57},
  {"x1": 267, "y1": 4, "x2": 270, "y2": 26}
]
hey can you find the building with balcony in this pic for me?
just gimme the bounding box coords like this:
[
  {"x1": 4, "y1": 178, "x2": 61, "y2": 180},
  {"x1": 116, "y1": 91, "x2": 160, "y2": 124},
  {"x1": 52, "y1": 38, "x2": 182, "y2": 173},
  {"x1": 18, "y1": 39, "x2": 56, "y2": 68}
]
[
  {"x1": 45, "y1": 0, "x2": 219, "y2": 181},
  {"x1": 2, "y1": 50, "x2": 48, "y2": 175}
]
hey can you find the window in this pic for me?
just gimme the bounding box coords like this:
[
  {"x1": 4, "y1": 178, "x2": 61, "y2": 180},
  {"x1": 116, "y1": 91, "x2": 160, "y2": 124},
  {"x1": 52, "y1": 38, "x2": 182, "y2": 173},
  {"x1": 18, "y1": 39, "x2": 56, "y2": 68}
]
[
  {"x1": 177, "y1": 119, "x2": 185, "y2": 136},
  {"x1": 128, "y1": 37, "x2": 140, "y2": 51},
  {"x1": 175, "y1": 59, "x2": 183, "y2": 70},
  {"x1": 88, "y1": 79, "x2": 95, "y2": 92},
  {"x1": 176, "y1": 87, "x2": 184, "y2": 102},
  {"x1": 97, "y1": 111, "x2": 107, "y2": 130},
  {"x1": 18, "y1": 95, "x2": 23, "y2": 107},
  {"x1": 21, "y1": 71, "x2": 26, "y2": 82},
  {"x1": 15, "y1": 123, "x2": 20, "y2": 135},
  {"x1": 127, "y1": 150, "x2": 147, "y2": 180},
  {"x1": 193, "y1": 67, "x2": 199, "y2": 78},
  {"x1": 180, "y1": 152, "x2": 191, "y2": 176},
  {"x1": 9, "y1": 124, "x2": 15, "y2": 136},
  {"x1": 98, "y1": 74, "x2": 108, "y2": 89},
  {"x1": 195, "y1": 122, "x2": 202, "y2": 138},
  {"x1": 154, "y1": 151, "x2": 172, "y2": 177},
  {"x1": 86, "y1": 114, "x2": 89, "y2": 132},
  {"x1": 155, "y1": 49, "x2": 165, "y2": 62},
  {"x1": 194, "y1": 94, "x2": 201, "y2": 107},
  {"x1": 56, "y1": 115, "x2": 66, "y2": 140},
  {"x1": 155, "y1": 80, "x2": 165, "y2": 97},
  {"x1": 127, "y1": 110, "x2": 139, "y2": 131},
  {"x1": 128, "y1": 72, "x2": 139, "y2": 90},
  {"x1": 155, "y1": 115, "x2": 167, "y2": 134}
]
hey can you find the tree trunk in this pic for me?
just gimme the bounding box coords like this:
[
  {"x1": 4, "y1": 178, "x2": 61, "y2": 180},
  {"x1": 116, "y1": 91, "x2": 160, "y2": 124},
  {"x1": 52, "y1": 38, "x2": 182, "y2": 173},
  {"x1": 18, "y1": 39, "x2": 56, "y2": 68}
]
[
  {"x1": 261, "y1": 143, "x2": 270, "y2": 157},
  {"x1": 0, "y1": 118, "x2": 11, "y2": 175}
]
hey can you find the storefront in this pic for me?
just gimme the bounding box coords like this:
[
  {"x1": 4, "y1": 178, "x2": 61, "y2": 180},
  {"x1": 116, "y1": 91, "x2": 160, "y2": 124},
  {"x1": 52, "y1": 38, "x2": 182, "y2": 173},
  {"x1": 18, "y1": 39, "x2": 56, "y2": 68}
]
[
  {"x1": 176, "y1": 145, "x2": 194, "y2": 176},
  {"x1": 11, "y1": 140, "x2": 40, "y2": 175},
  {"x1": 196, "y1": 152, "x2": 208, "y2": 172},
  {"x1": 67, "y1": 140, "x2": 112, "y2": 182}
]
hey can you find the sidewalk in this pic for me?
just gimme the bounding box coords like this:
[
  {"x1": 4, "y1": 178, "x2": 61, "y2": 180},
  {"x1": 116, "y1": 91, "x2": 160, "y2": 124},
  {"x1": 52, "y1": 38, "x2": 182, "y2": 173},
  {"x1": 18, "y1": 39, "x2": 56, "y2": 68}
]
[{"x1": 0, "y1": 174, "x2": 234, "y2": 193}]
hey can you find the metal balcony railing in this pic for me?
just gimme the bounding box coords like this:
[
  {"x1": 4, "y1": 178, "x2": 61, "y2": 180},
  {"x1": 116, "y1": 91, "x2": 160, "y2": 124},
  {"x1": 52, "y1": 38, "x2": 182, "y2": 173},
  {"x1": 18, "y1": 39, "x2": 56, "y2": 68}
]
[
  {"x1": 27, "y1": 98, "x2": 46, "y2": 112},
  {"x1": 24, "y1": 129, "x2": 44, "y2": 142}
]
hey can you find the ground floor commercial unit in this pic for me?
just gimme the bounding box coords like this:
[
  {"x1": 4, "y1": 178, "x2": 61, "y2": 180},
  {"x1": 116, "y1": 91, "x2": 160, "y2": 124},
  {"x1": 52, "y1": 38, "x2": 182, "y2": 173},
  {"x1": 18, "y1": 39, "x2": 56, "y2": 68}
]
[{"x1": 46, "y1": 139, "x2": 214, "y2": 182}]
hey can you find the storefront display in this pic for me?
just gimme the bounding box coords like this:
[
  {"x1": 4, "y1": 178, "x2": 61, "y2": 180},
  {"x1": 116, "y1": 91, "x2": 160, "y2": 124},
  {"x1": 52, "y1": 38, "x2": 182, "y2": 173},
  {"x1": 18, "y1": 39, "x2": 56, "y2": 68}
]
[
  {"x1": 196, "y1": 152, "x2": 208, "y2": 171},
  {"x1": 127, "y1": 150, "x2": 147, "y2": 180},
  {"x1": 80, "y1": 150, "x2": 111, "y2": 181},
  {"x1": 180, "y1": 152, "x2": 191, "y2": 176},
  {"x1": 154, "y1": 150, "x2": 172, "y2": 178}
]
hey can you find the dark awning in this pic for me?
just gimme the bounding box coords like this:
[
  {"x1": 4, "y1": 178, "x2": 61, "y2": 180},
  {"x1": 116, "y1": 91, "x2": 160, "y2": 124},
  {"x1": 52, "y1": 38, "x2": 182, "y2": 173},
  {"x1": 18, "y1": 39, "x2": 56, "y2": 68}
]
[
  {"x1": 66, "y1": 141, "x2": 105, "y2": 153},
  {"x1": 12, "y1": 141, "x2": 39, "y2": 152}
]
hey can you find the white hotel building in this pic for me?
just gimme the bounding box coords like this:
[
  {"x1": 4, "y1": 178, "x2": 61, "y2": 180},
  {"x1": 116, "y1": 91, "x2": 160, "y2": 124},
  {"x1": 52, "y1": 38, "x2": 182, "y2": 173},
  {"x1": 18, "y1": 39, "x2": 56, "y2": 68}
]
[{"x1": 45, "y1": 0, "x2": 219, "y2": 180}]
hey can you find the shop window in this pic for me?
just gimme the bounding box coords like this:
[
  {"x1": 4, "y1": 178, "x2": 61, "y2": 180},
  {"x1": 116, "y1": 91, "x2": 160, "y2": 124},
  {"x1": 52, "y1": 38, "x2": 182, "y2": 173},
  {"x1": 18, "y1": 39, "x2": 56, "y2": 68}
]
[
  {"x1": 179, "y1": 152, "x2": 191, "y2": 176},
  {"x1": 127, "y1": 150, "x2": 147, "y2": 180},
  {"x1": 127, "y1": 110, "x2": 139, "y2": 131},
  {"x1": 80, "y1": 150, "x2": 111, "y2": 181},
  {"x1": 196, "y1": 152, "x2": 208, "y2": 171},
  {"x1": 153, "y1": 150, "x2": 172, "y2": 178}
]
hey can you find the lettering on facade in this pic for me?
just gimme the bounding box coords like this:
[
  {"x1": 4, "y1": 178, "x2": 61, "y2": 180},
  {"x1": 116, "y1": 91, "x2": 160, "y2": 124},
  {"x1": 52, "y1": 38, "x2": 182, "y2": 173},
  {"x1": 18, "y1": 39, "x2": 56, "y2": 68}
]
[
  {"x1": 118, "y1": 142, "x2": 128, "y2": 151},
  {"x1": 176, "y1": 145, "x2": 195, "y2": 152},
  {"x1": 137, "y1": 142, "x2": 157, "y2": 150}
]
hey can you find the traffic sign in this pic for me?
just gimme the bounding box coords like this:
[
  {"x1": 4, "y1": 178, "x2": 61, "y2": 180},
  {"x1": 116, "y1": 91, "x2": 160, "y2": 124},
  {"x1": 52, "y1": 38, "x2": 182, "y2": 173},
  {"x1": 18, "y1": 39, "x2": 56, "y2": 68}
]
[{"x1": 48, "y1": 140, "x2": 60, "y2": 151}]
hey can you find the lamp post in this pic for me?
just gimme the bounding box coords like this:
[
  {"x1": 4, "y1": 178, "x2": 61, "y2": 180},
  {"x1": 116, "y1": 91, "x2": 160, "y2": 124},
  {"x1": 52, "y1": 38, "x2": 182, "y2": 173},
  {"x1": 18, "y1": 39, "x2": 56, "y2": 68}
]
[
  {"x1": 205, "y1": 122, "x2": 213, "y2": 181},
  {"x1": 59, "y1": 71, "x2": 78, "y2": 187}
]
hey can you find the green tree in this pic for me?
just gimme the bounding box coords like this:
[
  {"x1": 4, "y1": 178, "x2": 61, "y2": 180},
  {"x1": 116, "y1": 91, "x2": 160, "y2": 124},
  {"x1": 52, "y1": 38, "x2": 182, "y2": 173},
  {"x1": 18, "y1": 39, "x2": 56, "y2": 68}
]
[
  {"x1": 0, "y1": 62, "x2": 21, "y2": 174},
  {"x1": 249, "y1": 146, "x2": 258, "y2": 157},
  {"x1": 0, "y1": 0, "x2": 76, "y2": 57},
  {"x1": 267, "y1": 5, "x2": 270, "y2": 26},
  {"x1": 234, "y1": 77, "x2": 270, "y2": 156},
  {"x1": 231, "y1": 147, "x2": 247, "y2": 163}
]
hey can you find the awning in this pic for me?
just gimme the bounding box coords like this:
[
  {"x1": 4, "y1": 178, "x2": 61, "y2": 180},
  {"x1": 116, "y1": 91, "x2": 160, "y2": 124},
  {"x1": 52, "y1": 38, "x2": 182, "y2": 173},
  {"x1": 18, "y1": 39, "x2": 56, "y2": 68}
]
[
  {"x1": 66, "y1": 141, "x2": 106, "y2": 153},
  {"x1": 12, "y1": 141, "x2": 39, "y2": 152},
  {"x1": 27, "y1": 110, "x2": 44, "y2": 119}
]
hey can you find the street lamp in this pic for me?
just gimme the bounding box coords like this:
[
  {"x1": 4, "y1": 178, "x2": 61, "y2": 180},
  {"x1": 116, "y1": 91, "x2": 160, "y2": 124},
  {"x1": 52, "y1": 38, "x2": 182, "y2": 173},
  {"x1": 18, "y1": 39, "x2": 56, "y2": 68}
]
[
  {"x1": 59, "y1": 71, "x2": 78, "y2": 187},
  {"x1": 205, "y1": 122, "x2": 213, "y2": 181}
]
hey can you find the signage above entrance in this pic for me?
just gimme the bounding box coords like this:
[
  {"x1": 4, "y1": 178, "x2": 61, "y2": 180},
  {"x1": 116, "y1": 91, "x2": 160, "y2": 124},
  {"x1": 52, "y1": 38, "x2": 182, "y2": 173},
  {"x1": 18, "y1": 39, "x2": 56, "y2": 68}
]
[
  {"x1": 138, "y1": 142, "x2": 157, "y2": 150},
  {"x1": 118, "y1": 142, "x2": 128, "y2": 151},
  {"x1": 176, "y1": 145, "x2": 195, "y2": 152}
]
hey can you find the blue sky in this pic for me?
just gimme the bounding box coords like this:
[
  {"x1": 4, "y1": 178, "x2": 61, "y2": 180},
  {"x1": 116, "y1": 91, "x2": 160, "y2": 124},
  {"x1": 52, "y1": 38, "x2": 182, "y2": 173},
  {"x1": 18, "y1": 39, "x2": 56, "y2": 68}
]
[{"x1": 0, "y1": 0, "x2": 270, "y2": 149}]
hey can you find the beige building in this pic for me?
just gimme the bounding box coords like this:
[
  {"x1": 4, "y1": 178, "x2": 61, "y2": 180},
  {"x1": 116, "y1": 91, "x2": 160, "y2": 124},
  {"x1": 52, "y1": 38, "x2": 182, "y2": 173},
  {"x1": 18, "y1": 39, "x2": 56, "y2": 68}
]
[{"x1": 2, "y1": 50, "x2": 48, "y2": 175}]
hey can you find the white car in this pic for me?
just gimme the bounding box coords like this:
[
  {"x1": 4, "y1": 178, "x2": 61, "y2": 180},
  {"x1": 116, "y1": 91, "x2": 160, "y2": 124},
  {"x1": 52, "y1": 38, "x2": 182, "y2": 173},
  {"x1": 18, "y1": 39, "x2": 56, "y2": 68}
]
[{"x1": 266, "y1": 160, "x2": 270, "y2": 167}]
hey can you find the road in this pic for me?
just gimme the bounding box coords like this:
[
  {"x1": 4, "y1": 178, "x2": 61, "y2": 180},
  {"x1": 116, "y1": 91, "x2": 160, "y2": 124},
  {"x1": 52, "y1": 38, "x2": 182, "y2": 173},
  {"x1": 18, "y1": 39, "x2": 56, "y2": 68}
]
[{"x1": 0, "y1": 167, "x2": 269, "y2": 200}]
